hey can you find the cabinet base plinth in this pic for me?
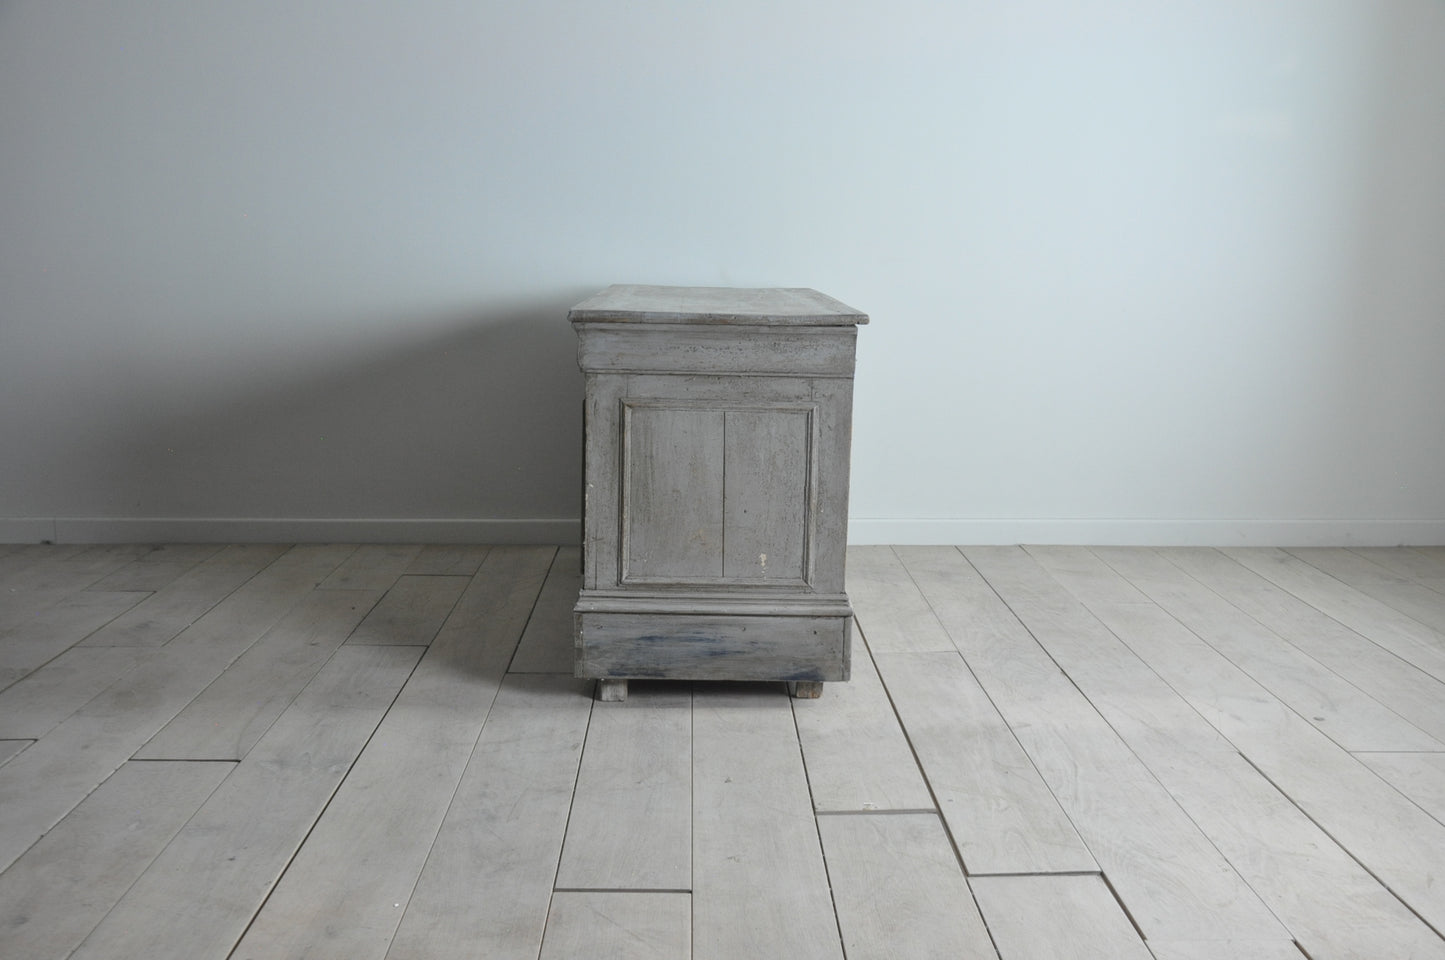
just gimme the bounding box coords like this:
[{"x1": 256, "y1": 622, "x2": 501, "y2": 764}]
[{"x1": 575, "y1": 609, "x2": 850, "y2": 684}]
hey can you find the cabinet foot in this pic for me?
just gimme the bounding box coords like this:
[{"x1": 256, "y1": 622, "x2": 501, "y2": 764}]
[
  {"x1": 597, "y1": 678, "x2": 628, "y2": 702},
  {"x1": 789, "y1": 681, "x2": 824, "y2": 699}
]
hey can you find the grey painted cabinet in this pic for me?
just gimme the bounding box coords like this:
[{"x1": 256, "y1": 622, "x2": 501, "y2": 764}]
[{"x1": 570, "y1": 285, "x2": 868, "y2": 700}]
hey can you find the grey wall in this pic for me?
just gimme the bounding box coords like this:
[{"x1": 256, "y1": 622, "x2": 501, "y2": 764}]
[{"x1": 2, "y1": 1, "x2": 1443, "y2": 545}]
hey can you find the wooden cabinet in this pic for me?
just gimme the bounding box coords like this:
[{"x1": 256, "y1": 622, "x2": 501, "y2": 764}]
[{"x1": 570, "y1": 285, "x2": 867, "y2": 700}]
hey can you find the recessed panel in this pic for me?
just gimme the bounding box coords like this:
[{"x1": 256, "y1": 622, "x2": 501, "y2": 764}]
[
  {"x1": 723, "y1": 408, "x2": 812, "y2": 580},
  {"x1": 622, "y1": 404, "x2": 725, "y2": 581}
]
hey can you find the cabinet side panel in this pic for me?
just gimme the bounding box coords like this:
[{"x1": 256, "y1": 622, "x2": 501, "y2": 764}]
[
  {"x1": 623, "y1": 405, "x2": 726, "y2": 580},
  {"x1": 723, "y1": 408, "x2": 811, "y2": 581}
]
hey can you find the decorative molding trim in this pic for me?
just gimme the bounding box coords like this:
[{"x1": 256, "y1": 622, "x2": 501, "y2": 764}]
[
  {"x1": 847, "y1": 518, "x2": 1445, "y2": 548},
  {"x1": 0, "y1": 517, "x2": 581, "y2": 545}
]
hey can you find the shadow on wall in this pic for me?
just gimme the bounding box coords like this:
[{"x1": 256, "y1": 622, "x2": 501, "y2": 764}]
[{"x1": 57, "y1": 292, "x2": 590, "y2": 534}]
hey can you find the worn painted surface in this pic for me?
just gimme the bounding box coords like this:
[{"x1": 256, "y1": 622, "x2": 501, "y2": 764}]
[{"x1": 572, "y1": 286, "x2": 865, "y2": 691}]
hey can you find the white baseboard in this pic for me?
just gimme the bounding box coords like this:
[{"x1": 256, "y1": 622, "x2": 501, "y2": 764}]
[
  {"x1": 0, "y1": 518, "x2": 58, "y2": 543},
  {"x1": 847, "y1": 518, "x2": 1445, "y2": 547},
  {"x1": 0, "y1": 517, "x2": 581, "y2": 545}
]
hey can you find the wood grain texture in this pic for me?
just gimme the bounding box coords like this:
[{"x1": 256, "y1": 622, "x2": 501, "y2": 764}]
[
  {"x1": 384, "y1": 675, "x2": 592, "y2": 960},
  {"x1": 1222, "y1": 547, "x2": 1445, "y2": 683},
  {"x1": 623, "y1": 404, "x2": 726, "y2": 580},
  {"x1": 576, "y1": 323, "x2": 859, "y2": 377},
  {"x1": 569, "y1": 284, "x2": 867, "y2": 325},
  {"x1": 1024, "y1": 544, "x2": 1148, "y2": 604},
  {"x1": 874, "y1": 650, "x2": 1096, "y2": 875},
  {"x1": 87, "y1": 558, "x2": 201, "y2": 592},
  {"x1": 972, "y1": 874, "x2": 1153, "y2": 960},
  {"x1": 1288, "y1": 546, "x2": 1445, "y2": 634},
  {"x1": 81, "y1": 544, "x2": 288, "y2": 646},
  {"x1": 1162, "y1": 547, "x2": 1445, "y2": 745},
  {"x1": 846, "y1": 546, "x2": 954, "y2": 653},
  {"x1": 577, "y1": 611, "x2": 847, "y2": 681},
  {"x1": 539, "y1": 892, "x2": 690, "y2": 960},
  {"x1": 0, "y1": 591, "x2": 149, "y2": 689},
  {"x1": 722, "y1": 407, "x2": 811, "y2": 581},
  {"x1": 317, "y1": 543, "x2": 423, "y2": 591},
  {"x1": 227, "y1": 546, "x2": 555, "y2": 960},
  {"x1": 0, "y1": 645, "x2": 149, "y2": 738},
  {"x1": 70, "y1": 645, "x2": 420, "y2": 960},
  {"x1": 693, "y1": 685, "x2": 843, "y2": 960},
  {"x1": 0, "y1": 546, "x2": 349, "y2": 873},
  {"x1": 1093, "y1": 547, "x2": 1442, "y2": 752},
  {"x1": 0, "y1": 760, "x2": 232, "y2": 960},
  {"x1": 818, "y1": 813, "x2": 995, "y2": 960},
  {"x1": 962, "y1": 546, "x2": 1285, "y2": 942},
  {"x1": 793, "y1": 632, "x2": 934, "y2": 812},
  {"x1": 345, "y1": 574, "x2": 466, "y2": 645},
  {"x1": 1357, "y1": 752, "x2": 1445, "y2": 823},
  {"x1": 136, "y1": 587, "x2": 381, "y2": 760},
  {"x1": 1146, "y1": 942, "x2": 1305, "y2": 960},
  {"x1": 510, "y1": 546, "x2": 580, "y2": 674},
  {"x1": 1090, "y1": 596, "x2": 1445, "y2": 943},
  {"x1": 556, "y1": 682, "x2": 690, "y2": 890},
  {"x1": 404, "y1": 544, "x2": 491, "y2": 576}
]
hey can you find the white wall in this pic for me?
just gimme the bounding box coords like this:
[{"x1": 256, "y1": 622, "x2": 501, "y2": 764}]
[{"x1": 2, "y1": 1, "x2": 1442, "y2": 545}]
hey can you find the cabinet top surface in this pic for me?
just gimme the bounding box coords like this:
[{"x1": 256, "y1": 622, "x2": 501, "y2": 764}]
[{"x1": 568, "y1": 285, "x2": 868, "y2": 326}]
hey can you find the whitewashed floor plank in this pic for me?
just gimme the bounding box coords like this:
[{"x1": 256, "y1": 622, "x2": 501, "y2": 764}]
[
  {"x1": 0, "y1": 740, "x2": 29, "y2": 767},
  {"x1": 1222, "y1": 548, "x2": 1445, "y2": 682},
  {"x1": 405, "y1": 544, "x2": 491, "y2": 576},
  {"x1": 818, "y1": 813, "x2": 996, "y2": 960},
  {"x1": 0, "y1": 760, "x2": 232, "y2": 960},
  {"x1": 962, "y1": 546, "x2": 1285, "y2": 942},
  {"x1": 0, "y1": 591, "x2": 150, "y2": 689},
  {"x1": 1095, "y1": 547, "x2": 1442, "y2": 752},
  {"x1": 0, "y1": 547, "x2": 348, "y2": 873},
  {"x1": 1357, "y1": 752, "x2": 1445, "y2": 824},
  {"x1": 1148, "y1": 942, "x2": 1306, "y2": 960},
  {"x1": 509, "y1": 546, "x2": 580, "y2": 674},
  {"x1": 345, "y1": 574, "x2": 467, "y2": 646},
  {"x1": 539, "y1": 892, "x2": 690, "y2": 960},
  {"x1": 0, "y1": 646, "x2": 150, "y2": 738},
  {"x1": 1090, "y1": 598, "x2": 1445, "y2": 942},
  {"x1": 384, "y1": 675, "x2": 592, "y2": 960},
  {"x1": 136, "y1": 587, "x2": 382, "y2": 760},
  {"x1": 1289, "y1": 547, "x2": 1445, "y2": 635},
  {"x1": 1349, "y1": 547, "x2": 1445, "y2": 589},
  {"x1": 846, "y1": 545, "x2": 954, "y2": 653},
  {"x1": 70, "y1": 644, "x2": 420, "y2": 960},
  {"x1": 86, "y1": 559, "x2": 201, "y2": 593},
  {"x1": 1025, "y1": 544, "x2": 1149, "y2": 604},
  {"x1": 227, "y1": 545, "x2": 555, "y2": 960},
  {"x1": 556, "y1": 681, "x2": 690, "y2": 891},
  {"x1": 874, "y1": 650, "x2": 1096, "y2": 875},
  {"x1": 317, "y1": 543, "x2": 424, "y2": 591},
  {"x1": 1162, "y1": 547, "x2": 1445, "y2": 745},
  {"x1": 793, "y1": 629, "x2": 934, "y2": 813},
  {"x1": 972, "y1": 874, "x2": 1153, "y2": 960},
  {"x1": 692, "y1": 684, "x2": 843, "y2": 960},
  {"x1": 80, "y1": 544, "x2": 289, "y2": 646}
]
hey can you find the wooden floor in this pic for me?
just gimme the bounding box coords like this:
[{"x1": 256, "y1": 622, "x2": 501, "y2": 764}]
[{"x1": 2, "y1": 543, "x2": 1445, "y2": 959}]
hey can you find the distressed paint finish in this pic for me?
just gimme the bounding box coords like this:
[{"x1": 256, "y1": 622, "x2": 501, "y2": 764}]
[{"x1": 571, "y1": 285, "x2": 866, "y2": 697}]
